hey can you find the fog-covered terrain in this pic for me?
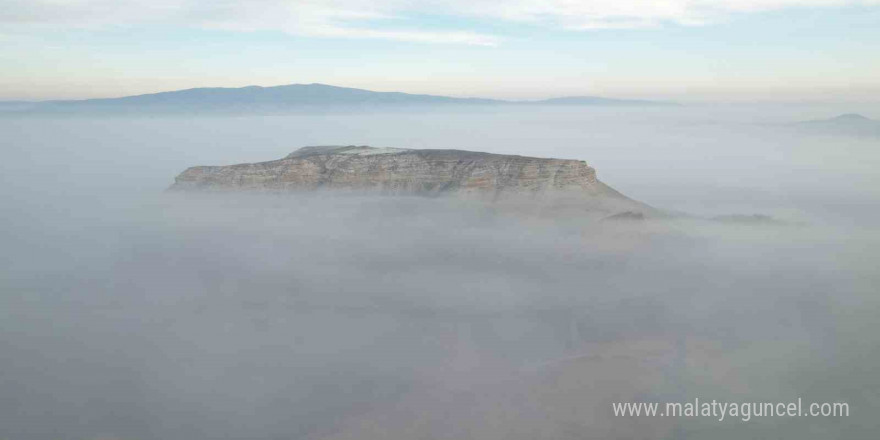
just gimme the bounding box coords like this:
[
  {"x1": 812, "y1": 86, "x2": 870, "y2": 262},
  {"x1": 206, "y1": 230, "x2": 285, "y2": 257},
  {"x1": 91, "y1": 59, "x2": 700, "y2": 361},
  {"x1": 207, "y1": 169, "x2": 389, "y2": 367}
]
[{"x1": 1, "y1": 105, "x2": 879, "y2": 439}]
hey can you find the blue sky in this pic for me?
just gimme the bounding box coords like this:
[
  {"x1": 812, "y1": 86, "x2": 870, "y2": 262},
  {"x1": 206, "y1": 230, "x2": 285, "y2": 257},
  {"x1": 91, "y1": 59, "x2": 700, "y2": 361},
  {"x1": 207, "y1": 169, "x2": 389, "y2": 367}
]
[{"x1": 1, "y1": 0, "x2": 879, "y2": 101}]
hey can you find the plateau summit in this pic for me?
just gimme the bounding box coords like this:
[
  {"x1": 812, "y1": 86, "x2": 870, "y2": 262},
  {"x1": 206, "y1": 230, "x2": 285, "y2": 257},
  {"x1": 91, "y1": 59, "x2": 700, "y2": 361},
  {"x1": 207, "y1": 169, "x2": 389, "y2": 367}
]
[{"x1": 171, "y1": 146, "x2": 652, "y2": 215}]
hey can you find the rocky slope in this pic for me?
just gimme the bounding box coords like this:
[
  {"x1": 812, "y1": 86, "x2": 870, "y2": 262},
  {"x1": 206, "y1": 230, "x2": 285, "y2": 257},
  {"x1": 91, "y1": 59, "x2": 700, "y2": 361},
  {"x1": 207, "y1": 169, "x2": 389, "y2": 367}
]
[{"x1": 170, "y1": 146, "x2": 652, "y2": 214}]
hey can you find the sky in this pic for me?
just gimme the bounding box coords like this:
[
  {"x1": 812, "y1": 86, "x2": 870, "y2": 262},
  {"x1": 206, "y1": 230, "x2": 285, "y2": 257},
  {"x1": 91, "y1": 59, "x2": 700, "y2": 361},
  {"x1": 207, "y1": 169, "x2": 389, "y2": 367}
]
[{"x1": 1, "y1": 0, "x2": 879, "y2": 102}]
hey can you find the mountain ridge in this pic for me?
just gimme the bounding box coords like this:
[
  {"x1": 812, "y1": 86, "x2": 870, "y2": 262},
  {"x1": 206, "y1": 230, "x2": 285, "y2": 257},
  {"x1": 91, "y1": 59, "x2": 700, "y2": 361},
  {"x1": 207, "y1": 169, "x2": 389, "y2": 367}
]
[
  {"x1": 796, "y1": 113, "x2": 880, "y2": 137},
  {"x1": 1, "y1": 83, "x2": 677, "y2": 113}
]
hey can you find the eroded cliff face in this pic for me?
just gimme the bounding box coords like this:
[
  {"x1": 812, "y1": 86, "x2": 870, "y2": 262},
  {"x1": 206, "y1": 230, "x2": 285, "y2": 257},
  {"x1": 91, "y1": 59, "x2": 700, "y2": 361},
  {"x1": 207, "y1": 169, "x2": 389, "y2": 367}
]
[{"x1": 170, "y1": 146, "x2": 650, "y2": 213}]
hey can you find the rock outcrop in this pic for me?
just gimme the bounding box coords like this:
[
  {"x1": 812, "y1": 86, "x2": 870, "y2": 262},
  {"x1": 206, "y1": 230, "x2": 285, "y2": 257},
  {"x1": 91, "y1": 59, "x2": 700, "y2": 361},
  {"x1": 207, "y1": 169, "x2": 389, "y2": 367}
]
[{"x1": 170, "y1": 146, "x2": 652, "y2": 214}]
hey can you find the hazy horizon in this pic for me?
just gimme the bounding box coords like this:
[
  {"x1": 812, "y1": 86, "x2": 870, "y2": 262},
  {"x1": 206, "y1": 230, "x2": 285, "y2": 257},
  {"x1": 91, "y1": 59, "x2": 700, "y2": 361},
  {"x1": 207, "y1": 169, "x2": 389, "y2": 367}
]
[
  {"x1": 2, "y1": 81, "x2": 879, "y2": 105},
  {"x1": 3, "y1": 1, "x2": 880, "y2": 102},
  {"x1": 0, "y1": 82, "x2": 676, "y2": 104}
]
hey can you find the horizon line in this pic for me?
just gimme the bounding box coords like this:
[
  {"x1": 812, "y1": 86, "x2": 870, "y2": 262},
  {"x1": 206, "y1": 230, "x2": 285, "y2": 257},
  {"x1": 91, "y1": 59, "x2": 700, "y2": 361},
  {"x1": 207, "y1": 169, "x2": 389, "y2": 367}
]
[{"x1": 1, "y1": 82, "x2": 679, "y2": 105}]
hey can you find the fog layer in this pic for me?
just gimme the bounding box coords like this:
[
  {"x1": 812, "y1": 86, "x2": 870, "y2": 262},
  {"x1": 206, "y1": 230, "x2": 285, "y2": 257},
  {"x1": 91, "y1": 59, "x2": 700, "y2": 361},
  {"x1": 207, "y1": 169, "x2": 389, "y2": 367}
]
[{"x1": 1, "y1": 105, "x2": 879, "y2": 439}]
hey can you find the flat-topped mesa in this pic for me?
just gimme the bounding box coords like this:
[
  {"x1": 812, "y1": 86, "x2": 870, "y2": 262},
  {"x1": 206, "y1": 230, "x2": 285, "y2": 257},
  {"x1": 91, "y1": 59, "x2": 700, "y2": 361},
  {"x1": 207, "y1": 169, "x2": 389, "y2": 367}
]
[{"x1": 170, "y1": 145, "x2": 650, "y2": 213}]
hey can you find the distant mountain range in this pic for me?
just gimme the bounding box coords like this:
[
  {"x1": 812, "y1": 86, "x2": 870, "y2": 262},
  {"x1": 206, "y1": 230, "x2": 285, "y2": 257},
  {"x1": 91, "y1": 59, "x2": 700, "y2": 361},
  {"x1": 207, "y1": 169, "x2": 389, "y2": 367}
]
[
  {"x1": 795, "y1": 113, "x2": 880, "y2": 137},
  {"x1": 0, "y1": 83, "x2": 677, "y2": 113}
]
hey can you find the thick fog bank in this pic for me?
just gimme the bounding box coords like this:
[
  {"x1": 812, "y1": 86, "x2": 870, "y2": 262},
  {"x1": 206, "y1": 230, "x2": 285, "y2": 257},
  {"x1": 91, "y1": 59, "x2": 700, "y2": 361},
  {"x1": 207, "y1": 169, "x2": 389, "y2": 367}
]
[{"x1": 1, "y1": 106, "x2": 879, "y2": 439}]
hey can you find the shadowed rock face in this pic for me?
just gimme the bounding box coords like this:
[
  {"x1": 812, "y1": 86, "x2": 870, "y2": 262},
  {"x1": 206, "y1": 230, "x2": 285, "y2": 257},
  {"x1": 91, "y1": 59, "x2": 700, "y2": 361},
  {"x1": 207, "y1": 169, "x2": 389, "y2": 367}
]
[{"x1": 171, "y1": 145, "x2": 651, "y2": 213}]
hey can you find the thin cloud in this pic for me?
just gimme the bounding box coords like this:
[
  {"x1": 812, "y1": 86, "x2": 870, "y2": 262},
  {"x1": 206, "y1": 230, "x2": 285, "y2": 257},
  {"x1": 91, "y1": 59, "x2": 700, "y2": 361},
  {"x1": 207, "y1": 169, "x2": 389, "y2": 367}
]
[
  {"x1": 460, "y1": 0, "x2": 880, "y2": 29},
  {"x1": 1, "y1": 0, "x2": 877, "y2": 44},
  {"x1": 310, "y1": 27, "x2": 501, "y2": 46}
]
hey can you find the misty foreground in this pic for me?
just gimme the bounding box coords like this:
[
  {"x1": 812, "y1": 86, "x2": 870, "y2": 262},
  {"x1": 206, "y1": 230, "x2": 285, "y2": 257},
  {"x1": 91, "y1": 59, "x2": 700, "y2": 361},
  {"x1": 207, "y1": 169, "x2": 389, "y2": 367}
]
[
  {"x1": 2, "y1": 191, "x2": 879, "y2": 440},
  {"x1": 2, "y1": 108, "x2": 880, "y2": 440}
]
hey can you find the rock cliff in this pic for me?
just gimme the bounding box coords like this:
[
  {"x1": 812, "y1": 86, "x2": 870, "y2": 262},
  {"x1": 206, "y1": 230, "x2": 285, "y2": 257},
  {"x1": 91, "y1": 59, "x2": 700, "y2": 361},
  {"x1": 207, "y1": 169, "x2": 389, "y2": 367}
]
[{"x1": 170, "y1": 146, "x2": 652, "y2": 214}]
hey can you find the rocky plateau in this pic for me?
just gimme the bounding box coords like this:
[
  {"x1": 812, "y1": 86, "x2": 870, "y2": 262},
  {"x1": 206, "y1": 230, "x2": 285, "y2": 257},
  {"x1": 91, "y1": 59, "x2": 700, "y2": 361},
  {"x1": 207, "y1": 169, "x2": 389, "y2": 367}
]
[{"x1": 171, "y1": 145, "x2": 653, "y2": 215}]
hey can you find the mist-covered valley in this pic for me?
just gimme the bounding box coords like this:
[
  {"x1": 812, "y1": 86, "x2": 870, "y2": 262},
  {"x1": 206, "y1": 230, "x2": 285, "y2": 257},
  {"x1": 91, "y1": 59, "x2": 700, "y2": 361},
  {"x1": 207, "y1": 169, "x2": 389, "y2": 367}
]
[{"x1": 2, "y1": 105, "x2": 879, "y2": 439}]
